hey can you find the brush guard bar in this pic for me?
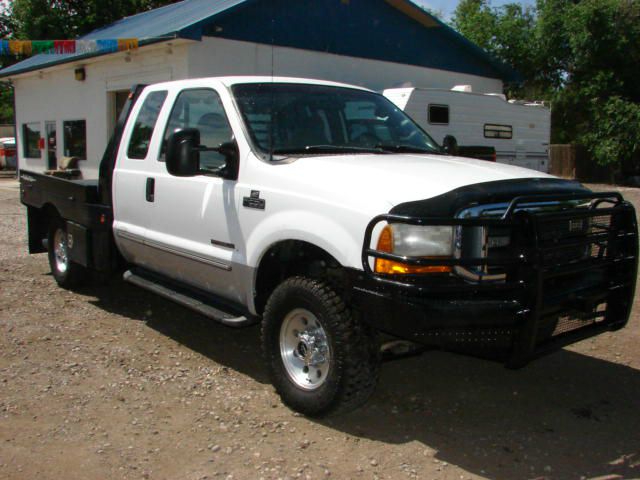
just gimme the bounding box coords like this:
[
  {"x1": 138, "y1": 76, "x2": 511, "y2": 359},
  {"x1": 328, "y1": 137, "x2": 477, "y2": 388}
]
[{"x1": 362, "y1": 192, "x2": 638, "y2": 366}]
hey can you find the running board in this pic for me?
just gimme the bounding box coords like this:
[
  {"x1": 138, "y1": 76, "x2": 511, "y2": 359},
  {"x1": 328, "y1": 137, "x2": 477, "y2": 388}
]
[{"x1": 123, "y1": 269, "x2": 254, "y2": 328}]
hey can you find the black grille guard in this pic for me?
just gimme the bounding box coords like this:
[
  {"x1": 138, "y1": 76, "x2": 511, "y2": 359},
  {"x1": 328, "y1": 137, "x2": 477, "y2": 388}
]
[{"x1": 362, "y1": 191, "x2": 638, "y2": 366}]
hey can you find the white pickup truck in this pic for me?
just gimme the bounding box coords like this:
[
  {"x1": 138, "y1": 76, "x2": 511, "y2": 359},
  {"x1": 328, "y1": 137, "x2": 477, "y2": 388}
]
[{"x1": 20, "y1": 77, "x2": 638, "y2": 416}]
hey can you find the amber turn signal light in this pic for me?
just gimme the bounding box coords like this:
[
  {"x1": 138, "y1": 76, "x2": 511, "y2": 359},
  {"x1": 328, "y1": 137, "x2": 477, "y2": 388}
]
[{"x1": 374, "y1": 225, "x2": 452, "y2": 274}]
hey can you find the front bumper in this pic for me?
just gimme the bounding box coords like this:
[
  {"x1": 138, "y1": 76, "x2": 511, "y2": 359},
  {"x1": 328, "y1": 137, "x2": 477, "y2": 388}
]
[{"x1": 353, "y1": 191, "x2": 638, "y2": 368}]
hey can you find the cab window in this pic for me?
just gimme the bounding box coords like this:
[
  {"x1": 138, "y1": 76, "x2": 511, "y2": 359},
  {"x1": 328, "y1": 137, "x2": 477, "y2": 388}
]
[
  {"x1": 127, "y1": 90, "x2": 168, "y2": 159},
  {"x1": 161, "y1": 89, "x2": 233, "y2": 172},
  {"x1": 232, "y1": 83, "x2": 441, "y2": 155}
]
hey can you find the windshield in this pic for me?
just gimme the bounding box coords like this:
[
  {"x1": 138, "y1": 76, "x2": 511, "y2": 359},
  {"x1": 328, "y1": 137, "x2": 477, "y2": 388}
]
[{"x1": 232, "y1": 83, "x2": 441, "y2": 157}]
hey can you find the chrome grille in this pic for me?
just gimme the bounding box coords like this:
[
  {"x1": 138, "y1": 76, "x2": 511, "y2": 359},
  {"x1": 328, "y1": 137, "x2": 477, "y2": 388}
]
[{"x1": 454, "y1": 200, "x2": 606, "y2": 283}]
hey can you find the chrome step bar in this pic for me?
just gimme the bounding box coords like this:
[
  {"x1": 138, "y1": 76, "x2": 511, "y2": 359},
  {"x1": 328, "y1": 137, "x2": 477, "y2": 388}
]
[{"x1": 123, "y1": 269, "x2": 254, "y2": 328}]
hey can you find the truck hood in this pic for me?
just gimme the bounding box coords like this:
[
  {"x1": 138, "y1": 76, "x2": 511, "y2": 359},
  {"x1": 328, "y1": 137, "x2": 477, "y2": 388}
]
[{"x1": 283, "y1": 153, "x2": 554, "y2": 208}]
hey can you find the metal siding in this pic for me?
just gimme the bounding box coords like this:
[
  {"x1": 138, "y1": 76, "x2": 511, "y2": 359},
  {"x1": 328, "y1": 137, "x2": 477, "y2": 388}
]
[
  {"x1": 0, "y1": 0, "x2": 517, "y2": 82},
  {"x1": 205, "y1": 0, "x2": 508, "y2": 80}
]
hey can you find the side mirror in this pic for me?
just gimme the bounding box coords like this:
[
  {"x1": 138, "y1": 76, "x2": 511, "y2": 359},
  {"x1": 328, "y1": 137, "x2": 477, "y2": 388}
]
[
  {"x1": 166, "y1": 128, "x2": 200, "y2": 177},
  {"x1": 217, "y1": 140, "x2": 240, "y2": 181},
  {"x1": 442, "y1": 135, "x2": 458, "y2": 155}
]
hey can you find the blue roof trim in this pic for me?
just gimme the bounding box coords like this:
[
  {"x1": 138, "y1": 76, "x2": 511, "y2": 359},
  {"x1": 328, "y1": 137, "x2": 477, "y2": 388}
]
[
  {"x1": 205, "y1": 0, "x2": 520, "y2": 82},
  {"x1": 0, "y1": 0, "x2": 251, "y2": 77},
  {"x1": 0, "y1": 0, "x2": 519, "y2": 83},
  {"x1": 425, "y1": 11, "x2": 522, "y2": 83}
]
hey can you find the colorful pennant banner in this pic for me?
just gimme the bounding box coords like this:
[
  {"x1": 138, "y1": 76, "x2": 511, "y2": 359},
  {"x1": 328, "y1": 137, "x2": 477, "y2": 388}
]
[{"x1": 0, "y1": 38, "x2": 139, "y2": 56}]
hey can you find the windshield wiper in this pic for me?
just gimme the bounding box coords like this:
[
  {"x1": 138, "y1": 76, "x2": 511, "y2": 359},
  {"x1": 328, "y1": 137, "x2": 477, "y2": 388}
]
[
  {"x1": 272, "y1": 145, "x2": 384, "y2": 155},
  {"x1": 374, "y1": 144, "x2": 440, "y2": 154}
]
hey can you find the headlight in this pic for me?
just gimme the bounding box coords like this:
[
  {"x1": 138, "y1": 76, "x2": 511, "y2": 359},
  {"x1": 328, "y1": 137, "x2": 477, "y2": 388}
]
[
  {"x1": 375, "y1": 224, "x2": 454, "y2": 274},
  {"x1": 390, "y1": 224, "x2": 454, "y2": 256}
]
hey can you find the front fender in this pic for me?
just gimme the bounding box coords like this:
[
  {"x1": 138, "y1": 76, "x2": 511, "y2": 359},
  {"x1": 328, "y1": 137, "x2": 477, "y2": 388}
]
[{"x1": 245, "y1": 209, "x2": 366, "y2": 270}]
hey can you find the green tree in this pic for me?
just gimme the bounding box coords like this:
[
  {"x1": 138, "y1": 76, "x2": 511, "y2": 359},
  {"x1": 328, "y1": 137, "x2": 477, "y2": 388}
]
[
  {"x1": 451, "y1": 0, "x2": 497, "y2": 50},
  {"x1": 452, "y1": 0, "x2": 640, "y2": 176},
  {"x1": 534, "y1": 0, "x2": 573, "y2": 91},
  {"x1": 0, "y1": 84, "x2": 14, "y2": 124},
  {"x1": 7, "y1": 0, "x2": 181, "y2": 39},
  {"x1": 9, "y1": 0, "x2": 73, "y2": 39},
  {"x1": 563, "y1": 0, "x2": 640, "y2": 102},
  {"x1": 579, "y1": 97, "x2": 640, "y2": 172},
  {"x1": 452, "y1": 0, "x2": 541, "y2": 98},
  {"x1": 0, "y1": 0, "x2": 180, "y2": 125}
]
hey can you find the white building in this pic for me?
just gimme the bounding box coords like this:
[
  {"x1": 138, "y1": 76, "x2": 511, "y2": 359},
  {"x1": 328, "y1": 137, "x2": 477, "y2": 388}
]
[{"x1": 0, "y1": 0, "x2": 517, "y2": 178}]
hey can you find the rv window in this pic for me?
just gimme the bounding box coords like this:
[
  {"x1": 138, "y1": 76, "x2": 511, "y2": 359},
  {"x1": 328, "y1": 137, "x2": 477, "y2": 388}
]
[
  {"x1": 428, "y1": 104, "x2": 449, "y2": 125},
  {"x1": 22, "y1": 122, "x2": 41, "y2": 158},
  {"x1": 127, "y1": 91, "x2": 168, "y2": 159},
  {"x1": 63, "y1": 120, "x2": 87, "y2": 160},
  {"x1": 484, "y1": 124, "x2": 512, "y2": 139}
]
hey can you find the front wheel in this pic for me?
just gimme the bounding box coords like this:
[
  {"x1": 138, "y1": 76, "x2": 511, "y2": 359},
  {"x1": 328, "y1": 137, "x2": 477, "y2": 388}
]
[
  {"x1": 262, "y1": 277, "x2": 380, "y2": 417},
  {"x1": 47, "y1": 218, "x2": 86, "y2": 289}
]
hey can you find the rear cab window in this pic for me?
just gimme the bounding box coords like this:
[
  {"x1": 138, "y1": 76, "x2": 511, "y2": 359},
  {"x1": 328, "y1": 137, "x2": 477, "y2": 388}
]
[{"x1": 127, "y1": 90, "x2": 168, "y2": 159}]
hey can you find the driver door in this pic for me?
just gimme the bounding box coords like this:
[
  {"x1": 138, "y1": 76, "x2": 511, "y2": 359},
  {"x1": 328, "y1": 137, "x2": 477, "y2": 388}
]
[{"x1": 143, "y1": 87, "x2": 243, "y2": 302}]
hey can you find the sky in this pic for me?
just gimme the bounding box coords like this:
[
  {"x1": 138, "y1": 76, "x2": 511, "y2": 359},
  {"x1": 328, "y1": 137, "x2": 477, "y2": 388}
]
[{"x1": 414, "y1": 0, "x2": 536, "y2": 20}]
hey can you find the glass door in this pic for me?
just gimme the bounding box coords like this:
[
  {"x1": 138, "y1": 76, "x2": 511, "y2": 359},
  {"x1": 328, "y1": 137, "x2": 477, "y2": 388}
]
[
  {"x1": 108, "y1": 90, "x2": 130, "y2": 137},
  {"x1": 45, "y1": 121, "x2": 57, "y2": 170}
]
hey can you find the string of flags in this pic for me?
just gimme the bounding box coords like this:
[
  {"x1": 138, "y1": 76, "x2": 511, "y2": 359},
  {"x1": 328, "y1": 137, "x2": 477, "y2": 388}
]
[{"x1": 0, "y1": 38, "x2": 140, "y2": 56}]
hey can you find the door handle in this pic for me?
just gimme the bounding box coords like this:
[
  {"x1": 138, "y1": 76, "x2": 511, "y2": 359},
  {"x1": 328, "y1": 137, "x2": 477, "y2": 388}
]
[{"x1": 146, "y1": 177, "x2": 155, "y2": 202}]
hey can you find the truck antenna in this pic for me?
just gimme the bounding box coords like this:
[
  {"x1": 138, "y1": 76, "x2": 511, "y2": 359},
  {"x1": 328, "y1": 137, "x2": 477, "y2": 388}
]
[{"x1": 269, "y1": 0, "x2": 275, "y2": 162}]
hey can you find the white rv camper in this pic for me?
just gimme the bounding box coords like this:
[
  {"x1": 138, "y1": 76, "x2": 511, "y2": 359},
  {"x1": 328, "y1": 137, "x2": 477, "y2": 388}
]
[{"x1": 383, "y1": 87, "x2": 551, "y2": 172}]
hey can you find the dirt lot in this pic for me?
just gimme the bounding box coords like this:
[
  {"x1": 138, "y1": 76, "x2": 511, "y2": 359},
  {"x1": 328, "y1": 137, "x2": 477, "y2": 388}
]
[{"x1": 1, "y1": 176, "x2": 639, "y2": 480}]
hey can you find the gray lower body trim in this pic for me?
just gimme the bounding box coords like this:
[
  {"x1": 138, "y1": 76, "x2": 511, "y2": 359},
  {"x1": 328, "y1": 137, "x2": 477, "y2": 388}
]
[
  {"x1": 115, "y1": 228, "x2": 256, "y2": 313},
  {"x1": 115, "y1": 229, "x2": 231, "y2": 271}
]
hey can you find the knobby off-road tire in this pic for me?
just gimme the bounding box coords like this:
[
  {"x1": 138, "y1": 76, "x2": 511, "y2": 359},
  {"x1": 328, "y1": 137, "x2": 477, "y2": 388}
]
[
  {"x1": 262, "y1": 276, "x2": 380, "y2": 417},
  {"x1": 47, "y1": 218, "x2": 87, "y2": 289}
]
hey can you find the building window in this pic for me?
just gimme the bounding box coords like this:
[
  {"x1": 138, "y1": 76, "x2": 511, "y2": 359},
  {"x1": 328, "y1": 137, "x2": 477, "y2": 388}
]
[
  {"x1": 484, "y1": 124, "x2": 513, "y2": 139},
  {"x1": 22, "y1": 122, "x2": 41, "y2": 158},
  {"x1": 428, "y1": 104, "x2": 449, "y2": 124},
  {"x1": 63, "y1": 120, "x2": 87, "y2": 159},
  {"x1": 127, "y1": 90, "x2": 168, "y2": 159}
]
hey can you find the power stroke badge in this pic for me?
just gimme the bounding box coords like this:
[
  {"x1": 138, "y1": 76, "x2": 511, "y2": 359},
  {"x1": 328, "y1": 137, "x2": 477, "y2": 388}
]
[{"x1": 243, "y1": 190, "x2": 266, "y2": 210}]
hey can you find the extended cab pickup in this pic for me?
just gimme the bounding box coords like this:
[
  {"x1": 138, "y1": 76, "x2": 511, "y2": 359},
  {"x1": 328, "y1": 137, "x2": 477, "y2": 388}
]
[{"x1": 21, "y1": 77, "x2": 638, "y2": 416}]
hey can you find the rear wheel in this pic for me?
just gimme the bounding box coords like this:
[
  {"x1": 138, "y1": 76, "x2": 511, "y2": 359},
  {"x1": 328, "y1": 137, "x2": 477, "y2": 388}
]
[
  {"x1": 262, "y1": 276, "x2": 380, "y2": 417},
  {"x1": 47, "y1": 218, "x2": 86, "y2": 289}
]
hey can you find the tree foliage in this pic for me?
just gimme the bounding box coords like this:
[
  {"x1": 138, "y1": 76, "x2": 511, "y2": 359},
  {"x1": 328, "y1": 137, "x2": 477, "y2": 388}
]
[
  {"x1": 6, "y1": 0, "x2": 180, "y2": 39},
  {"x1": 1, "y1": 0, "x2": 638, "y2": 173},
  {"x1": 0, "y1": 0, "x2": 179, "y2": 123},
  {"x1": 452, "y1": 0, "x2": 640, "y2": 174}
]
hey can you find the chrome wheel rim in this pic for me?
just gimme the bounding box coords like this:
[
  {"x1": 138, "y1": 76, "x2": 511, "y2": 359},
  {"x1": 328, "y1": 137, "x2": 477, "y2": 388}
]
[
  {"x1": 53, "y1": 228, "x2": 68, "y2": 274},
  {"x1": 279, "y1": 308, "x2": 331, "y2": 390}
]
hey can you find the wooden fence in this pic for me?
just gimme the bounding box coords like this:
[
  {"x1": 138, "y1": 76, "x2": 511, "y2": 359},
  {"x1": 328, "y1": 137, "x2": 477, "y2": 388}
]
[{"x1": 549, "y1": 144, "x2": 613, "y2": 183}]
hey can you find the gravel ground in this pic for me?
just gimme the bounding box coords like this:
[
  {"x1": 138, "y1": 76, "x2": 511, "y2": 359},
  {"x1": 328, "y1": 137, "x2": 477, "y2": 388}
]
[{"x1": 1, "y1": 177, "x2": 639, "y2": 480}]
